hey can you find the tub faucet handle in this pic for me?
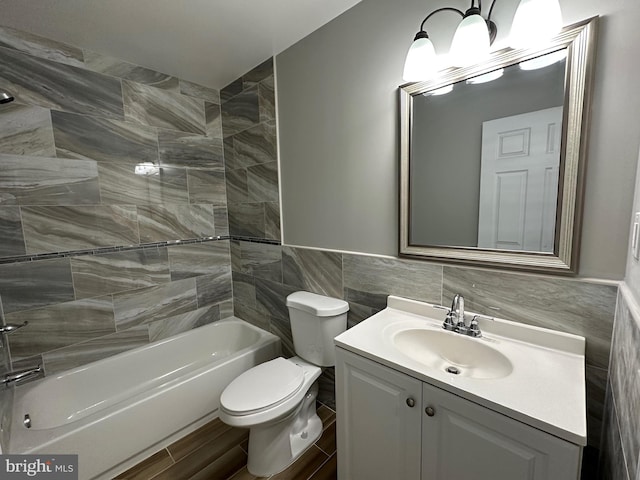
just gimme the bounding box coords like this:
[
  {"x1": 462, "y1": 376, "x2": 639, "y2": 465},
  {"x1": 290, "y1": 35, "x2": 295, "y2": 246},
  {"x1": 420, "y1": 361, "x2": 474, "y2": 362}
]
[{"x1": 0, "y1": 321, "x2": 28, "y2": 334}]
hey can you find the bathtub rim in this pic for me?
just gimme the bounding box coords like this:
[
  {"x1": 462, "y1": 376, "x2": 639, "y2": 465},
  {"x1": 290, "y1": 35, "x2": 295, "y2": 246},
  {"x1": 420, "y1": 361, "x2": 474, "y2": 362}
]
[{"x1": 8, "y1": 317, "x2": 280, "y2": 454}]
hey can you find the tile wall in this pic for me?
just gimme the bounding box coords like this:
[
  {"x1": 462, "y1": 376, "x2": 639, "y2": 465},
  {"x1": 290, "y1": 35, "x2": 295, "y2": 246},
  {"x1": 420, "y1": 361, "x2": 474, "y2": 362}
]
[
  {"x1": 221, "y1": 59, "x2": 279, "y2": 241},
  {"x1": 599, "y1": 285, "x2": 640, "y2": 479},
  {"x1": 229, "y1": 240, "x2": 616, "y2": 451},
  {"x1": 0, "y1": 25, "x2": 233, "y2": 376}
]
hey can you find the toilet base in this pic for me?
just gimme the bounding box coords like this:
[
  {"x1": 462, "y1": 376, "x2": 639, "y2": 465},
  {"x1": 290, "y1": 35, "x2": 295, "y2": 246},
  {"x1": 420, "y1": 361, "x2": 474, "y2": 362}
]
[{"x1": 247, "y1": 382, "x2": 322, "y2": 476}]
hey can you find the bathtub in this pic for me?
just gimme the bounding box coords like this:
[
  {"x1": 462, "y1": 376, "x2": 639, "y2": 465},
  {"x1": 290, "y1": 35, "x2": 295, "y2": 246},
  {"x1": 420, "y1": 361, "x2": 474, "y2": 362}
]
[{"x1": 7, "y1": 318, "x2": 281, "y2": 479}]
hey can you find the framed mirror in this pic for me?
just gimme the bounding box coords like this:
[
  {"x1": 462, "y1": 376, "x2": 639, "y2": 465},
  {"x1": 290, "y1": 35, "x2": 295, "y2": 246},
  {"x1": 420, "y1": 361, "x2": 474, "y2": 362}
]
[{"x1": 399, "y1": 17, "x2": 598, "y2": 274}]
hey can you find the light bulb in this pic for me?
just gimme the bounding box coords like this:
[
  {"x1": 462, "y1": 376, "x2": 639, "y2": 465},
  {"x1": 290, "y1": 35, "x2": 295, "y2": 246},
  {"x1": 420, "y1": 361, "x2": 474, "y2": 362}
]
[
  {"x1": 450, "y1": 12, "x2": 490, "y2": 67},
  {"x1": 511, "y1": 0, "x2": 562, "y2": 49},
  {"x1": 403, "y1": 32, "x2": 437, "y2": 82}
]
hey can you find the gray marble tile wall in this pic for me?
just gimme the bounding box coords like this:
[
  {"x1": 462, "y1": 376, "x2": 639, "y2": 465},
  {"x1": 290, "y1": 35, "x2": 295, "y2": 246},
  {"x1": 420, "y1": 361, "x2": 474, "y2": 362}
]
[
  {"x1": 221, "y1": 59, "x2": 280, "y2": 240},
  {"x1": 230, "y1": 242, "x2": 616, "y2": 451},
  {"x1": 1, "y1": 240, "x2": 233, "y2": 375},
  {"x1": 599, "y1": 284, "x2": 640, "y2": 479},
  {"x1": 0, "y1": 27, "x2": 227, "y2": 259},
  {"x1": 0, "y1": 27, "x2": 233, "y2": 378}
]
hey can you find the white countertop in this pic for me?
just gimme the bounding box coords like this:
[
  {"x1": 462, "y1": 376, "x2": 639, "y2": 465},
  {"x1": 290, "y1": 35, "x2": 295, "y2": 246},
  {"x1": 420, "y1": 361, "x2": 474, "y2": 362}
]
[{"x1": 334, "y1": 295, "x2": 587, "y2": 446}]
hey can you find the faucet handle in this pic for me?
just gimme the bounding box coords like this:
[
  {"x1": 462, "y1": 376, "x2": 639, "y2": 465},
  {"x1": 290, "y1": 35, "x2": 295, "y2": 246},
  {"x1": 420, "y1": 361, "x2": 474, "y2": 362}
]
[
  {"x1": 432, "y1": 305, "x2": 457, "y2": 331},
  {"x1": 467, "y1": 314, "x2": 494, "y2": 338},
  {"x1": 442, "y1": 313, "x2": 457, "y2": 331},
  {"x1": 467, "y1": 316, "x2": 482, "y2": 337}
]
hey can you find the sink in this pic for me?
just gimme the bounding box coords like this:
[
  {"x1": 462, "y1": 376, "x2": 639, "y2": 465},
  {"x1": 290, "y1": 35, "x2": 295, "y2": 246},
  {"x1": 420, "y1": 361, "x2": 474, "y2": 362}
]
[
  {"x1": 392, "y1": 329, "x2": 513, "y2": 379},
  {"x1": 334, "y1": 295, "x2": 587, "y2": 445}
]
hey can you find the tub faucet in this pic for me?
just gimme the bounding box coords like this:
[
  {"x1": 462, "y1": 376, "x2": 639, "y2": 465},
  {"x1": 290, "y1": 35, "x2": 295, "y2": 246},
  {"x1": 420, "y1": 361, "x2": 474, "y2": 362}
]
[
  {"x1": 0, "y1": 321, "x2": 28, "y2": 335},
  {"x1": 3, "y1": 365, "x2": 43, "y2": 387}
]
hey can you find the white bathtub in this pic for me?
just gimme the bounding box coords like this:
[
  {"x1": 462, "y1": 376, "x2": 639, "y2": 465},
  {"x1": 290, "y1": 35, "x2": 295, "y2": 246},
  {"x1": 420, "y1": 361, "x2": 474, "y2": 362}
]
[{"x1": 8, "y1": 318, "x2": 281, "y2": 479}]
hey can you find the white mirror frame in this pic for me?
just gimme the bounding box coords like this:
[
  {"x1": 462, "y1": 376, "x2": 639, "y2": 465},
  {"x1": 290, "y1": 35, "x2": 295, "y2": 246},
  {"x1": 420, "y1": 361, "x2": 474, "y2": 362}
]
[{"x1": 399, "y1": 17, "x2": 598, "y2": 275}]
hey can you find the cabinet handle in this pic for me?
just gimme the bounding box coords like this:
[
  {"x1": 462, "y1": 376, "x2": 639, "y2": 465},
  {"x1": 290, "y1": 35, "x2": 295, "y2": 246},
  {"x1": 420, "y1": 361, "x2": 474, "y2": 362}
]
[
  {"x1": 406, "y1": 397, "x2": 416, "y2": 408},
  {"x1": 425, "y1": 406, "x2": 435, "y2": 417}
]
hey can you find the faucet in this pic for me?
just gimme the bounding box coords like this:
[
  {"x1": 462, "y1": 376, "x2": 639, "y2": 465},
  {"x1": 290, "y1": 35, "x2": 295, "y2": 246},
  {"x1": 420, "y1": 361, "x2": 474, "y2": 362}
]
[
  {"x1": 443, "y1": 294, "x2": 466, "y2": 331},
  {"x1": 442, "y1": 294, "x2": 493, "y2": 337},
  {"x1": 0, "y1": 321, "x2": 28, "y2": 335},
  {"x1": 2, "y1": 365, "x2": 43, "y2": 387}
]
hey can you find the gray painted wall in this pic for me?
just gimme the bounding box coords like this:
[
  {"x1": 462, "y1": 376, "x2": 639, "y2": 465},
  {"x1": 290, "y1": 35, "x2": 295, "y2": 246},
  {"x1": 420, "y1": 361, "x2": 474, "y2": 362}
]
[{"x1": 277, "y1": 0, "x2": 640, "y2": 279}]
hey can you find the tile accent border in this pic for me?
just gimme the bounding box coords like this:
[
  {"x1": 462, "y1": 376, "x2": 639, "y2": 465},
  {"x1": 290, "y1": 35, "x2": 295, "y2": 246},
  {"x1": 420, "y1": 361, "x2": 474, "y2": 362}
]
[{"x1": 0, "y1": 236, "x2": 280, "y2": 265}]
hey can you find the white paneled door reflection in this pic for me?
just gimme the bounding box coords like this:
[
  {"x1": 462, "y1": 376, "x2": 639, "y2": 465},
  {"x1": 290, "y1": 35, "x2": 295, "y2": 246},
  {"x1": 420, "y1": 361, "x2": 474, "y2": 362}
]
[{"x1": 477, "y1": 106, "x2": 563, "y2": 253}]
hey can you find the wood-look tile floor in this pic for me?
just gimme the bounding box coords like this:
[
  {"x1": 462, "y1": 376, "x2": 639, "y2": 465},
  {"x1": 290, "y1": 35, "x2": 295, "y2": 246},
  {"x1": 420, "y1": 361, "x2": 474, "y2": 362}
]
[{"x1": 116, "y1": 404, "x2": 337, "y2": 480}]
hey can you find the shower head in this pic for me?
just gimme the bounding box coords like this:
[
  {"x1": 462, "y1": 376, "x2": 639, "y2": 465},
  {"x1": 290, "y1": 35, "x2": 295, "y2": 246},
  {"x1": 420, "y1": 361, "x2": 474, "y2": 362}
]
[{"x1": 0, "y1": 92, "x2": 14, "y2": 104}]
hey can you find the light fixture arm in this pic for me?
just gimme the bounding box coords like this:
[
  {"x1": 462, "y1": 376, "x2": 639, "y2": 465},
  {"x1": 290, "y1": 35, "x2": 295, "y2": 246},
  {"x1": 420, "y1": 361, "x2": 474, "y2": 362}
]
[
  {"x1": 485, "y1": 0, "x2": 499, "y2": 42},
  {"x1": 418, "y1": 7, "x2": 464, "y2": 34},
  {"x1": 415, "y1": 1, "x2": 498, "y2": 45}
]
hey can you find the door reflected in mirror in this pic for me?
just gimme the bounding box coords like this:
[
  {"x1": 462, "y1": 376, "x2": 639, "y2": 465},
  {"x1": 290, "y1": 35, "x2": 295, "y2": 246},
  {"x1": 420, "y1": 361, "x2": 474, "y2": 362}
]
[{"x1": 410, "y1": 49, "x2": 566, "y2": 253}]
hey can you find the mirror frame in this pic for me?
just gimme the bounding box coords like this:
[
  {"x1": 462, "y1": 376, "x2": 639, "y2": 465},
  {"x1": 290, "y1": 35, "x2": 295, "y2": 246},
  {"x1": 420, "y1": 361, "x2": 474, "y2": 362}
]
[{"x1": 399, "y1": 17, "x2": 598, "y2": 275}]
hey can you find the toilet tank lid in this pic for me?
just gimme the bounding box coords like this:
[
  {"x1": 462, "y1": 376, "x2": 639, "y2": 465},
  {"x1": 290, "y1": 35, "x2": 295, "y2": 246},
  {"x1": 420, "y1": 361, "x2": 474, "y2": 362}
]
[{"x1": 286, "y1": 291, "x2": 349, "y2": 316}]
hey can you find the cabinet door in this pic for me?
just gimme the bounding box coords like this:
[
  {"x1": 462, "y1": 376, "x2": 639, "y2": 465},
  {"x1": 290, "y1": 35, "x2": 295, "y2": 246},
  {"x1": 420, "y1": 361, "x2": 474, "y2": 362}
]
[
  {"x1": 336, "y1": 348, "x2": 422, "y2": 480},
  {"x1": 421, "y1": 382, "x2": 582, "y2": 480}
]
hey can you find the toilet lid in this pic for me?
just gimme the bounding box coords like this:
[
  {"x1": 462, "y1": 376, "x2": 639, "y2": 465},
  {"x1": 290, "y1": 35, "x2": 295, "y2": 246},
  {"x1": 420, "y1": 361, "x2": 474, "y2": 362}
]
[{"x1": 220, "y1": 357, "x2": 305, "y2": 415}]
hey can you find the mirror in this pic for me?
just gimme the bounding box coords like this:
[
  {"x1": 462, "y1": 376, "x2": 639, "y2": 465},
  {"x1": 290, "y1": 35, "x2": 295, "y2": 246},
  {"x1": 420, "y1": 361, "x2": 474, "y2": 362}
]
[{"x1": 399, "y1": 17, "x2": 598, "y2": 274}]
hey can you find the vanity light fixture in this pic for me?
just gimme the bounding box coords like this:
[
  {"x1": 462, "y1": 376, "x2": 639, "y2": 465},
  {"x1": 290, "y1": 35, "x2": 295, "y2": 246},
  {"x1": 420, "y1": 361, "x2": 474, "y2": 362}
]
[{"x1": 402, "y1": 0, "x2": 563, "y2": 82}]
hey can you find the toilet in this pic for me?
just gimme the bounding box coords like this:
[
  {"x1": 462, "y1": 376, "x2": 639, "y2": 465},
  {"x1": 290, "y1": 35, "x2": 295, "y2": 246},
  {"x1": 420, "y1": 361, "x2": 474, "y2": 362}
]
[{"x1": 219, "y1": 291, "x2": 349, "y2": 476}]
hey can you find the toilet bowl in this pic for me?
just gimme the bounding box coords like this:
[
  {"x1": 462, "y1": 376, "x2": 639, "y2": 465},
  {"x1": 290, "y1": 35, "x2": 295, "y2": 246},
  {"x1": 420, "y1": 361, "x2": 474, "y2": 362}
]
[{"x1": 219, "y1": 291, "x2": 348, "y2": 476}]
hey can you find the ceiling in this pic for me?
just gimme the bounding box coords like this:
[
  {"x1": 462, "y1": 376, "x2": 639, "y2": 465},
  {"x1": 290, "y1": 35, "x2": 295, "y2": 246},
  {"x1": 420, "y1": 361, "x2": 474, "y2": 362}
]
[{"x1": 0, "y1": 0, "x2": 362, "y2": 89}]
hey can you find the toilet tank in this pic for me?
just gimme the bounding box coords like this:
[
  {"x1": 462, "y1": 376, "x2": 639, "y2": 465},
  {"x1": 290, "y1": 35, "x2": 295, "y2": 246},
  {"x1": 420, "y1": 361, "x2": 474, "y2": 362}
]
[{"x1": 286, "y1": 291, "x2": 349, "y2": 367}]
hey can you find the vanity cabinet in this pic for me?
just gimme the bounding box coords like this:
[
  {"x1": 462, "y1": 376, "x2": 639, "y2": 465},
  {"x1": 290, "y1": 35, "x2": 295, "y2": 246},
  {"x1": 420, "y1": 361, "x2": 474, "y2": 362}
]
[{"x1": 336, "y1": 348, "x2": 582, "y2": 480}]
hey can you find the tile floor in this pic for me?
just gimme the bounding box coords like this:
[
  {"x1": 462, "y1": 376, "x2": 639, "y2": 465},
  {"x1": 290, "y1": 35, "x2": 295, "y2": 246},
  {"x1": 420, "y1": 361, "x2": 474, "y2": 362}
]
[
  {"x1": 116, "y1": 404, "x2": 337, "y2": 480},
  {"x1": 114, "y1": 402, "x2": 599, "y2": 480}
]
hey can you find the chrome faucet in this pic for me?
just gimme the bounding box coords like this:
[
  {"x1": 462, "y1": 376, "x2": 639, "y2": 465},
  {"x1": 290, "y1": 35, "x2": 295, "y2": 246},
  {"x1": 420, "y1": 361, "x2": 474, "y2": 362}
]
[
  {"x1": 442, "y1": 294, "x2": 493, "y2": 338},
  {"x1": 2, "y1": 365, "x2": 43, "y2": 387},
  {"x1": 443, "y1": 294, "x2": 466, "y2": 331},
  {"x1": 0, "y1": 321, "x2": 28, "y2": 335}
]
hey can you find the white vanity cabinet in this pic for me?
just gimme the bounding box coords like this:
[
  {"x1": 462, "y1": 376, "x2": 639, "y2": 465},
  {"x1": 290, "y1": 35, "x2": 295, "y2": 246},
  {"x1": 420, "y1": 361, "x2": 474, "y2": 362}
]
[
  {"x1": 336, "y1": 348, "x2": 583, "y2": 480},
  {"x1": 335, "y1": 347, "x2": 422, "y2": 480}
]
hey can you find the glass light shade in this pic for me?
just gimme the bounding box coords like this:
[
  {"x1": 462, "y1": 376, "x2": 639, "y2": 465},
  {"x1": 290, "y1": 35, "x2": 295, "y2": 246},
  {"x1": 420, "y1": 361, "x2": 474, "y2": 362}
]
[
  {"x1": 510, "y1": 0, "x2": 562, "y2": 49},
  {"x1": 403, "y1": 35, "x2": 437, "y2": 82},
  {"x1": 449, "y1": 13, "x2": 490, "y2": 67}
]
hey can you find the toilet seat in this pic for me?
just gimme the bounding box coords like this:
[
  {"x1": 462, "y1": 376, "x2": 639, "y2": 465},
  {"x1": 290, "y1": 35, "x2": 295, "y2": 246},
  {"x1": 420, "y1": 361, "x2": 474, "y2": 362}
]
[
  {"x1": 219, "y1": 356, "x2": 322, "y2": 428},
  {"x1": 220, "y1": 357, "x2": 304, "y2": 415}
]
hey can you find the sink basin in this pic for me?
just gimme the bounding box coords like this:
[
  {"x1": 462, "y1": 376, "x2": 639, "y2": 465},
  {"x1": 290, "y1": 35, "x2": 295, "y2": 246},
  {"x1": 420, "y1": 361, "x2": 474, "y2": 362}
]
[{"x1": 392, "y1": 329, "x2": 513, "y2": 379}]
